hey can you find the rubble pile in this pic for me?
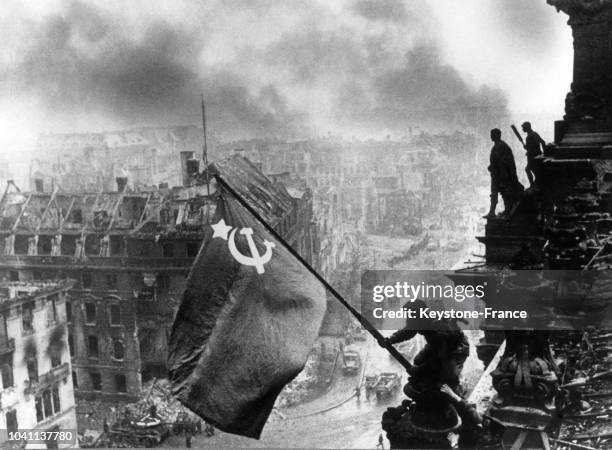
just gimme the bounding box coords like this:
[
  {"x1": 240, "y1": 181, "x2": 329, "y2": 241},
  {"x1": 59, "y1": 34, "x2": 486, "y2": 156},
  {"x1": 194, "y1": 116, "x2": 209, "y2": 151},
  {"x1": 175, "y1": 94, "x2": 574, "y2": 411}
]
[
  {"x1": 538, "y1": 176, "x2": 612, "y2": 449},
  {"x1": 545, "y1": 179, "x2": 608, "y2": 269},
  {"x1": 553, "y1": 329, "x2": 612, "y2": 449},
  {"x1": 79, "y1": 380, "x2": 203, "y2": 448},
  {"x1": 277, "y1": 345, "x2": 338, "y2": 408},
  {"x1": 121, "y1": 379, "x2": 201, "y2": 424},
  {"x1": 277, "y1": 350, "x2": 320, "y2": 408}
]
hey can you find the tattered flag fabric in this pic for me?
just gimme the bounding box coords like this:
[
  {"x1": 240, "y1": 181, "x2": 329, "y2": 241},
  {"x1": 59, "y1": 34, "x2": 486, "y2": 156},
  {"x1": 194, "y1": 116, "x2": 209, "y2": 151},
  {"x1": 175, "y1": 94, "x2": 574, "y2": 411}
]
[{"x1": 167, "y1": 184, "x2": 326, "y2": 439}]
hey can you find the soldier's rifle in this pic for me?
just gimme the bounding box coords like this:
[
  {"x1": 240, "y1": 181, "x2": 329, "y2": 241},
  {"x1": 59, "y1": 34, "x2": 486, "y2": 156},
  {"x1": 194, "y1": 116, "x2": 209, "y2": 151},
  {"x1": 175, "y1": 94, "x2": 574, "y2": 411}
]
[{"x1": 511, "y1": 124, "x2": 525, "y2": 147}]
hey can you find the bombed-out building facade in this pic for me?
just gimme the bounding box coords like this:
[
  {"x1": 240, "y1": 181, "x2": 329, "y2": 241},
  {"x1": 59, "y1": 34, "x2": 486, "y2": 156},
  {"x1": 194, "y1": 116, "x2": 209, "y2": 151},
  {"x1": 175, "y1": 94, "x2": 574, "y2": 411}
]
[
  {"x1": 0, "y1": 280, "x2": 77, "y2": 448},
  {"x1": 31, "y1": 126, "x2": 218, "y2": 192},
  {"x1": 0, "y1": 154, "x2": 316, "y2": 429},
  {"x1": 235, "y1": 133, "x2": 479, "y2": 236}
]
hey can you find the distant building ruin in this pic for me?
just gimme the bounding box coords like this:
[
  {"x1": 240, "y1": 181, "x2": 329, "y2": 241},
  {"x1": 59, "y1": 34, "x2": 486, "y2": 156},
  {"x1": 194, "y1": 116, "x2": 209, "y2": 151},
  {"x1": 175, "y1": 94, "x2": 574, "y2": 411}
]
[
  {"x1": 0, "y1": 155, "x2": 315, "y2": 431},
  {"x1": 0, "y1": 280, "x2": 76, "y2": 448}
]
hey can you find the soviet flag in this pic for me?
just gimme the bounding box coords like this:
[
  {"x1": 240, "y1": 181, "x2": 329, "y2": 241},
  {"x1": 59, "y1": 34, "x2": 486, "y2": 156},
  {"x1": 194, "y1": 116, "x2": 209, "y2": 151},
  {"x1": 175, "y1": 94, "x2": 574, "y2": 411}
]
[{"x1": 167, "y1": 180, "x2": 326, "y2": 439}]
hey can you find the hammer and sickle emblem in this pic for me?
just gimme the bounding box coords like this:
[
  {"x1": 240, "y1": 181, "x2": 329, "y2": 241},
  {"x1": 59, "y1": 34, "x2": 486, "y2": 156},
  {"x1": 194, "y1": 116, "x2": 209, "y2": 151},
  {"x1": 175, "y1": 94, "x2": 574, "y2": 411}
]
[{"x1": 228, "y1": 227, "x2": 276, "y2": 274}]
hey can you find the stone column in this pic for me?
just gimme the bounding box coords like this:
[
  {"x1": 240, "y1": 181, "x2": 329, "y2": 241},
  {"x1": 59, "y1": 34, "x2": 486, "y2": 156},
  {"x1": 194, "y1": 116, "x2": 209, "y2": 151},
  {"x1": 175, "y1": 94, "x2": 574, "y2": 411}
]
[
  {"x1": 51, "y1": 235, "x2": 62, "y2": 256},
  {"x1": 27, "y1": 235, "x2": 38, "y2": 256},
  {"x1": 548, "y1": 0, "x2": 612, "y2": 126},
  {"x1": 3, "y1": 234, "x2": 14, "y2": 256}
]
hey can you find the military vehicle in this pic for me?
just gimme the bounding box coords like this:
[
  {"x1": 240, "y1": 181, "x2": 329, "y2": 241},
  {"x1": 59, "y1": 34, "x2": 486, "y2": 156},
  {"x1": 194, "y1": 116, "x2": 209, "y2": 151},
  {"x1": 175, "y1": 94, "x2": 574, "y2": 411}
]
[
  {"x1": 172, "y1": 412, "x2": 202, "y2": 435},
  {"x1": 342, "y1": 345, "x2": 361, "y2": 375},
  {"x1": 375, "y1": 372, "x2": 401, "y2": 400},
  {"x1": 105, "y1": 414, "x2": 171, "y2": 447},
  {"x1": 364, "y1": 373, "x2": 381, "y2": 399}
]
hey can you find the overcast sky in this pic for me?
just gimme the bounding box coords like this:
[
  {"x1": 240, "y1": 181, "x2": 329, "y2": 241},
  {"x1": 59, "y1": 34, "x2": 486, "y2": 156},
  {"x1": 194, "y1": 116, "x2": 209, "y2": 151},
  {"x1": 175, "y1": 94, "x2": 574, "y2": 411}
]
[{"x1": 0, "y1": 0, "x2": 572, "y2": 154}]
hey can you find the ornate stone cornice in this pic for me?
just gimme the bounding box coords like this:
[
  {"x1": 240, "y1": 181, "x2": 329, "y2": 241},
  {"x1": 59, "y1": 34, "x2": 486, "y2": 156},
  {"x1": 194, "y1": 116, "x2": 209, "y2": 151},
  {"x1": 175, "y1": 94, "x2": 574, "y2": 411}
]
[{"x1": 548, "y1": 0, "x2": 612, "y2": 16}]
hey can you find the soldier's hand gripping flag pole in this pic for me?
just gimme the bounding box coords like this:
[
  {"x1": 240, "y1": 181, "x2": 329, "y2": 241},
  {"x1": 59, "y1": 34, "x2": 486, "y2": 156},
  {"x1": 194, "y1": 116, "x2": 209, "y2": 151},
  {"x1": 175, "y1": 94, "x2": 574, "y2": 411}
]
[{"x1": 168, "y1": 169, "x2": 412, "y2": 439}]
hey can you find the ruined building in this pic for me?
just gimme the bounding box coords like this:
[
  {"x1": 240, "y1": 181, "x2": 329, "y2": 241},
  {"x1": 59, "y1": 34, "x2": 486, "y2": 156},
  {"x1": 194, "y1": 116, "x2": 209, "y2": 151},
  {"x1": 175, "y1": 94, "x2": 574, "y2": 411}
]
[
  {"x1": 0, "y1": 154, "x2": 316, "y2": 430},
  {"x1": 31, "y1": 126, "x2": 217, "y2": 192},
  {"x1": 0, "y1": 280, "x2": 77, "y2": 448}
]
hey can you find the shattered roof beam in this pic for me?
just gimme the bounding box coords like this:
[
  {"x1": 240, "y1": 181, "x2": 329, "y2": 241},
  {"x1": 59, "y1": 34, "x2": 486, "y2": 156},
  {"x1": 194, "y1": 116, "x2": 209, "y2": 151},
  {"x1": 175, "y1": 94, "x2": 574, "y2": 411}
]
[
  {"x1": 0, "y1": 182, "x2": 13, "y2": 213},
  {"x1": 79, "y1": 191, "x2": 103, "y2": 235},
  {"x1": 131, "y1": 193, "x2": 152, "y2": 234},
  {"x1": 106, "y1": 192, "x2": 126, "y2": 232},
  {"x1": 36, "y1": 187, "x2": 58, "y2": 232},
  {"x1": 130, "y1": 194, "x2": 171, "y2": 235},
  {"x1": 59, "y1": 196, "x2": 76, "y2": 232},
  {"x1": 11, "y1": 193, "x2": 32, "y2": 232}
]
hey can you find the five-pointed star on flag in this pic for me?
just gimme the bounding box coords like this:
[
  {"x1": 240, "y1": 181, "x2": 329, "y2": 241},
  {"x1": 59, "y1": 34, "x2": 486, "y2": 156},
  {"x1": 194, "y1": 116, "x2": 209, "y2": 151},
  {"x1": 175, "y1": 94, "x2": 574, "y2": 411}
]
[{"x1": 211, "y1": 219, "x2": 232, "y2": 240}]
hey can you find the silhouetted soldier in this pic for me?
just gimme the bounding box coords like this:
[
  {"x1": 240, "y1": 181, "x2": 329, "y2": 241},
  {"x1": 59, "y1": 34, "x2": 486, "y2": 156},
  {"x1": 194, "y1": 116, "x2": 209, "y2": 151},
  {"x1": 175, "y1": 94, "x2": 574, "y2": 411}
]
[
  {"x1": 386, "y1": 300, "x2": 469, "y2": 391},
  {"x1": 377, "y1": 433, "x2": 385, "y2": 449},
  {"x1": 521, "y1": 121, "x2": 546, "y2": 188},
  {"x1": 485, "y1": 128, "x2": 523, "y2": 218}
]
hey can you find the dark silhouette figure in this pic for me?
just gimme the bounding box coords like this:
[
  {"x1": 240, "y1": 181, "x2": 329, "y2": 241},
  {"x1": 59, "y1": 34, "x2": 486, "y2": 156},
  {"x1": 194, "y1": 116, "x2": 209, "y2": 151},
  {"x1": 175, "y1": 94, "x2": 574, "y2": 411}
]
[
  {"x1": 485, "y1": 128, "x2": 523, "y2": 218},
  {"x1": 386, "y1": 300, "x2": 469, "y2": 391},
  {"x1": 377, "y1": 433, "x2": 385, "y2": 449},
  {"x1": 382, "y1": 300, "x2": 472, "y2": 448},
  {"x1": 521, "y1": 122, "x2": 546, "y2": 188}
]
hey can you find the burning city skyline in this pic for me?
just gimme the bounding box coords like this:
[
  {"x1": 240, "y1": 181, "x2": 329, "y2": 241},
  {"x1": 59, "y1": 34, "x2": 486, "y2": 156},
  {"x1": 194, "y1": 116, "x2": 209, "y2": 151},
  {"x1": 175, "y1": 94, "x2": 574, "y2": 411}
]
[
  {"x1": 3, "y1": 2, "x2": 612, "y2": 447},
  {"x1": 0, "y1": 0, "x2": 571, "y2": 160}
]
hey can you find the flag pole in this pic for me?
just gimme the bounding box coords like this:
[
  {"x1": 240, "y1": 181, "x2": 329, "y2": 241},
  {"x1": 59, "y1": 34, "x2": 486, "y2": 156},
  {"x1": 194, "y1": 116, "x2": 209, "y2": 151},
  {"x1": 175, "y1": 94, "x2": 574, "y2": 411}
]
[
  {"x1": 201, "y1": 93, "x2": 208, "y2": 169},
  {"x1": 201, "y1": 94, "x2": 211, "y2": 220},
  {"x1": 214, "y1": 174, "x2": 413, "y2": 372}
]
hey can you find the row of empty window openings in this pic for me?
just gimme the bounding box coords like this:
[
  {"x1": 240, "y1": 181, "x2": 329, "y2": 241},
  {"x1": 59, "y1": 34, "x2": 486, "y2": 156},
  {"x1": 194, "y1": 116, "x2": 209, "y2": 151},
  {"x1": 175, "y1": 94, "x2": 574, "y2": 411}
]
[
  {"x1": 66, "y1": 302, "x2": 121, "y2": 325},
  {"x1": 35, "y1": 386, "x2": 62, "y2": 423},
  {"x1": 73, "y1": 371, "x2": 127, "y2": 393},
  {"x1": 18, "y1": 296, "x2": 58, "y2": 334},
  {"x1": 21, "y1": 203, "x2": 200, "y2": 228},
  {"x1": 4, "y1": 385, "x2": 63, "y2": 433},
  {"x1": 0, "y1": 351, "x2": 63, "y2": 390},
  {"x1": 67, "y1": 334, "x2": 124, "y2": 360},
  {"x1": 2, "y1": 365, "x2": 127, "y2": 394},
  {"x1": 8, "y1": 270, "x2": 178, "y2": 294},
  {"x1": 6, "y1": 235, "x2": 200, "y2": 258}
]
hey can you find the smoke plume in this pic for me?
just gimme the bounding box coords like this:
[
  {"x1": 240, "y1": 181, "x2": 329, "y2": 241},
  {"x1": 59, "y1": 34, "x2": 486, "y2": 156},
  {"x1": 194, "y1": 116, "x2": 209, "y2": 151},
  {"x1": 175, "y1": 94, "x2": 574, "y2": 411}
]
[{"x1": 0, "y1": 0, "x2": 513, "y2": 139}]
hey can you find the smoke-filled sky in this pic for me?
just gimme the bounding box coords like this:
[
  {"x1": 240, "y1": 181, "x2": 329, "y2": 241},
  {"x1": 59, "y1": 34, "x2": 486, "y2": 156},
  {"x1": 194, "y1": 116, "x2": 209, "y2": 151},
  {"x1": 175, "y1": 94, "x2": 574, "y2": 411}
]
[{"x1": 0, "y1": 0, "x2": 572, "y2": 154}]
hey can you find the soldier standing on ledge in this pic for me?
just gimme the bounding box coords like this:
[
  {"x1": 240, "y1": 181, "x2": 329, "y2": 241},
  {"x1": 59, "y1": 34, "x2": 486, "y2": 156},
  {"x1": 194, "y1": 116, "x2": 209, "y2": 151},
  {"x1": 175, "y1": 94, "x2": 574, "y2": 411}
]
[
  {"x1": 521, "y1": 121, "x2": 546, "y2": 188},
  {"x1": 484, "y1": 128, "x2": 523, "y2": 219}
]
